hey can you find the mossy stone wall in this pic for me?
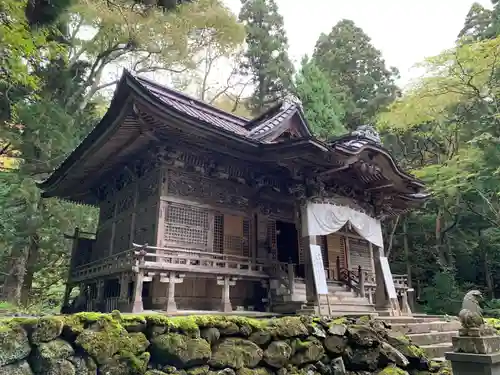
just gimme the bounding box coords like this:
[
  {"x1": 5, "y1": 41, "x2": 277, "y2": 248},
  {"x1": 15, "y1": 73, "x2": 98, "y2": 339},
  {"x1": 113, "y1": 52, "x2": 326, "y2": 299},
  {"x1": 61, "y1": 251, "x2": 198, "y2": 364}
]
[{"x1": 0, "y1": 312, "x2": 450, "y2": 375}]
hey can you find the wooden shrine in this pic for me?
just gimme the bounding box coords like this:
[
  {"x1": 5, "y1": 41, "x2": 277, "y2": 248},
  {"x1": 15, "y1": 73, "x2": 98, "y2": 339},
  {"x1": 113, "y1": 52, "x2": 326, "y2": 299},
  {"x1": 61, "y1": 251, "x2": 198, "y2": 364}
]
[{"x1": 38, "y1": 71, "x2": 429, "y2": 315}]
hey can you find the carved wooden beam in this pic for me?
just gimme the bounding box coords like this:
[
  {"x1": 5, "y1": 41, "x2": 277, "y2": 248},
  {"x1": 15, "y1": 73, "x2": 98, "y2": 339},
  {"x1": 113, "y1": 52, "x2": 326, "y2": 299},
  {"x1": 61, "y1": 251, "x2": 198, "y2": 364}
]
[{"x1": 319, "y1": 156, "x2": 359, "y2": 178}]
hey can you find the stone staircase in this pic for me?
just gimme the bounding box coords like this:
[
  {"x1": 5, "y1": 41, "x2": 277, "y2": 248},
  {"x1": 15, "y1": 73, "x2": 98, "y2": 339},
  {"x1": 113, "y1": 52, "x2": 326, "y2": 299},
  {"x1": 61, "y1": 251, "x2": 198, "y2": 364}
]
[
  {"x1": 271, "y1": 279, "x2": 376, "y2": 315},
  {"x1": 378, "y1": 315, "x2": 461, "y2": 360}
]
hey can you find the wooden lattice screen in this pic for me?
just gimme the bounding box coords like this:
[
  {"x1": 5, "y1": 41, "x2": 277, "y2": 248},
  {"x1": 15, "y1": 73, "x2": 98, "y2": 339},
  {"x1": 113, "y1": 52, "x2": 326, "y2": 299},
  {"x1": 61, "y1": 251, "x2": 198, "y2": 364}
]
[
  {"x1": 164, "y1": 202, "x2": 209, "y2": 250},
  {"x1": 267, "y1": 219, "x2": 277, "y2": 261},
  {"x1": 213, "y1": 214, "x2": 224, "y2": 253}
]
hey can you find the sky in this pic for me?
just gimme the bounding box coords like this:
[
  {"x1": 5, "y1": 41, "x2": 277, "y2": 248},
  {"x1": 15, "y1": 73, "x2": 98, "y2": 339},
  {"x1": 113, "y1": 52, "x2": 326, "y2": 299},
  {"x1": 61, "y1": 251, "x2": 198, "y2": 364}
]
[{"x1": 223, "y1": 0, "x2": 492, "y2": 87}]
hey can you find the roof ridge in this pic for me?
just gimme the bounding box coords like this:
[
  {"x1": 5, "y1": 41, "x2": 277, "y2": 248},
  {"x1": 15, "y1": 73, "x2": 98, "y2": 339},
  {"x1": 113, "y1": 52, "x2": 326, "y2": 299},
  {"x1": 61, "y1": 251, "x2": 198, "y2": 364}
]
[
  {"x1": 248, "y1": 102, "x2": 297, "y2": 137},
  {"x1": 132, "y1": 74, "x2": 250, "y2": 126}
]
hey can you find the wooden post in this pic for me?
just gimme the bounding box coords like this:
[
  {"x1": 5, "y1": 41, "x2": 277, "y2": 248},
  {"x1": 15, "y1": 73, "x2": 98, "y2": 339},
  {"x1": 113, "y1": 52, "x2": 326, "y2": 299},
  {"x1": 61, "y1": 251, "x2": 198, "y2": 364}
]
[
  {"x1": 373, "y1": 246, "x2": 390, "y2": 311},
  {"x1": 131, "y1": 249, "x2": 146, "y2": 313},
  {"x1": 62, "y1": 227, "x2": 80, "y2": 311},
  {"x1": 401, "y1": 290, "x2": 412, "y2": 316},
  {"x1": 336, "y1": 256, "x2": 341, "y2": 281},
  {"x1": 96, "y1": 280, "x2": 105, "y2": 312},
  {"x1": 217, "y1": 276, "x2": 236, "y2": 312},
  {"x1": 160, "y1": 272, "x2": 184, "y2": 313},
  {"x1": 118, "y1": 273, "x2": 130, "y2": 311},
  {"x1": 287, "y1": 258, "x2": 295, "y2": 295},
  {"x1": 358, "y1": 266, "x2": 365, "y2": 298}
]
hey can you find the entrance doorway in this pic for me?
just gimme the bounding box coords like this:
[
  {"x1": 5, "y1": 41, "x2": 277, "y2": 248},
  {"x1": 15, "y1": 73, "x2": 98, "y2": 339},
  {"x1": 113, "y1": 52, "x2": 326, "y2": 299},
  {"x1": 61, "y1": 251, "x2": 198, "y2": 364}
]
[{"x1": 276, "y1": 221, "x2": 303, "y2": 278}]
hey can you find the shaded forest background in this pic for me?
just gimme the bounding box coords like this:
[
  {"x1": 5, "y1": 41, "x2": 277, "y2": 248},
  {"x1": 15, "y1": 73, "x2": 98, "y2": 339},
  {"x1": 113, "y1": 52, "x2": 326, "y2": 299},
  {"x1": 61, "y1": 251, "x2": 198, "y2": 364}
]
[{"x1": 1, "y1": 0, "x2": 500, "y2": 315}]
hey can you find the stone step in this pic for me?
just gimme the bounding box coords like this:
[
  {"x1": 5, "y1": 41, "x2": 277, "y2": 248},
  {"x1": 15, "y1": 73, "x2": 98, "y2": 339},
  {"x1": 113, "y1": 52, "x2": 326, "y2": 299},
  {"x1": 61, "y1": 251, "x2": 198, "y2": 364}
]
[
  {"x1": 378, "y1": 316, "x2": 454, "y2": 324},
  {"x1": 318, "y1": 303, "x2": 376, "y2": 313},
  {"x1": 419, "y1": 342, "x2": 453, "y2": 359},
  {"x1": 407, "y1": 331, "x2": 458, "y2": 346},
  {"x1": 377, "y1": 317, "x2": 429, "y2": 324},
  {"x1": 390, "y1": 321, "x2": 461, "y2": 335}
]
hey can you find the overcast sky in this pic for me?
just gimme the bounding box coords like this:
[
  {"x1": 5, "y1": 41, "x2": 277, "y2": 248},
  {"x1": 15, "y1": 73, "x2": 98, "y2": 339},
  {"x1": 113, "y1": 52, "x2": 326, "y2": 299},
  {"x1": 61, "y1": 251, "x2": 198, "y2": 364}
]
[{"x1": 223, "y1": 0, "x2": 491, "y2": 87}]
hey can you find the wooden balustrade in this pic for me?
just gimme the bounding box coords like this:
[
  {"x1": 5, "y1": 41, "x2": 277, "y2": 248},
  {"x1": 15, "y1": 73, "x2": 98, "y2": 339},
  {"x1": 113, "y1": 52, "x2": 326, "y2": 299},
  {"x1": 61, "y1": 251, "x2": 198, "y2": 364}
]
[
  {"x1": 133, "y1": 244, "x2": 293, "y2": 279},
  {"x1": 71, "y1": 250, "x2": 135, "y2": 281}
]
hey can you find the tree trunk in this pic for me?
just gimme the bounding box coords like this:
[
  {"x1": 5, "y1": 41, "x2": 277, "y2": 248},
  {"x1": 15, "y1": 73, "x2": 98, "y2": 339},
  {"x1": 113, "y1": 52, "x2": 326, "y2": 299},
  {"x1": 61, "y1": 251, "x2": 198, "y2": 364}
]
[
  {"x1": 20, "y1": 233, "x2": 40, "y2": 306},
  {"x1": 403, "y1": 219, "x2": 412, "y2": 288},
  {"x1": 4, "y1": 246, "x2": 27, "y2": 304}
]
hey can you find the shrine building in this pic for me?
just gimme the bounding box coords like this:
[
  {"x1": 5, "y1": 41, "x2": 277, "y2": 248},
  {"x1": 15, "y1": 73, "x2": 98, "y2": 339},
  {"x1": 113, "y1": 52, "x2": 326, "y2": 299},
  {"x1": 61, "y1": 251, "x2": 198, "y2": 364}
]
[{"x1": 37, "y1": 71, "x2": 429, "y2": 316}]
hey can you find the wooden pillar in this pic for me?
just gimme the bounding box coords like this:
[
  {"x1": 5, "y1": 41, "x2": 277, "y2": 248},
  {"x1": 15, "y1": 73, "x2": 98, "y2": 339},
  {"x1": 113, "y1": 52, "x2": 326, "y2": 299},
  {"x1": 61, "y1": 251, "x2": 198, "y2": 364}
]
[
  {"x1": 160, "y1": 272, "x2": 184, "y2": 313},
  {"x1": 96, "y1": 280, "x2": 105, "y2": 312},
  {"x1": 217, "y1": 276, "x2": 236, "y2": 312},
  {"x1": 299, "y1": 204, "x2": 319, "y2": 309},
  {"x1": 358, "y1": 266, "x2": 366, "y2": 298},
  {"x1": 62, "y1": 227, "x2": 80, "y2": 310},
  {"x1": 118, "y1": 273, "x2": 130, "y2": 311},
  {"x1": 131, "y1": 272, "x2": 145, "y2": 313},
  {"x1": 131, "y1": 250, "x2": 147, "y2": 313},
  {"x1": 373, "y1": 246, "x2": 390, "y2": 310},
  {"x1": 401, "y1": 290, "x2": 412, "y2": 316},
  {"x1": 303, "y1": 235, "x2": 319, "y2": 306}
]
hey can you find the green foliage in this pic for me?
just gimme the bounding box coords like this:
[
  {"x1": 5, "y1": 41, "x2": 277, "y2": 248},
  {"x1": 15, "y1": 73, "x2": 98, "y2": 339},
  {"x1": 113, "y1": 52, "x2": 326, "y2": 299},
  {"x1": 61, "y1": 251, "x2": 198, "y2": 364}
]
[
  {"x1": 312, "y1": 19, "x2": 399, "y2": 128},
  {"x1": 239, "y1": 0, "x2": 294, "y2": 114},
  {"x1": 377, "y1": 30, "x2": 500, "y2": 309},
  {"x1": 421, "y1": 271, "x2": 463, "y2": 315},
  {"x1": 0, "y1": 0, "x2": 242, "y2": 309},
  {"x1": 294, "y1": 57, "x2": 347, "y2": 139}
]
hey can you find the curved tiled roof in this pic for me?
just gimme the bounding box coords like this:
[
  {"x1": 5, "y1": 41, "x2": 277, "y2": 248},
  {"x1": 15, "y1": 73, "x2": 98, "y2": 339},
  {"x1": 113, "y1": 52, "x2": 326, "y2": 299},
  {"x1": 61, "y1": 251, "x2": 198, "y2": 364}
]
[{"x1": 38, "y1": 70, "x2": 427, "y2": 206}]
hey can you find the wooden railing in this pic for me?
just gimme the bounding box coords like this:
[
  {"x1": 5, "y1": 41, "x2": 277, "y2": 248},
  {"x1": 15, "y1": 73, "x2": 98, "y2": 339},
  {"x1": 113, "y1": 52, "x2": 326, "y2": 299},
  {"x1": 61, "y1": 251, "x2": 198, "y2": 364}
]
[
  {"x1": 132, "y1": 244, "x2": 293, "y2": 279},
  {"x1": 71, "y1": 250, "x2": 135, "y2": 281}
]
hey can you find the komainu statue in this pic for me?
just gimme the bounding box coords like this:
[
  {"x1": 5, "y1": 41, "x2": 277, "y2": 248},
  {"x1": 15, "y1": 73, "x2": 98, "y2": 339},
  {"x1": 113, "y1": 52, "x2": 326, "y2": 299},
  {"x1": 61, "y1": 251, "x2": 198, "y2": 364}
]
[{"x1": 458, "y1": 290, "x2": 490, "y2": 336}]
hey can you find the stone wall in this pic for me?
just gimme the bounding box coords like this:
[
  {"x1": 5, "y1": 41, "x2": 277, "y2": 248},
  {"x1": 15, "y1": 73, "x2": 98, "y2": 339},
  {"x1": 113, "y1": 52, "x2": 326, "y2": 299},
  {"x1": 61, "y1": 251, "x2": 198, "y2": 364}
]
[{"x1": 0, "y1": 312, "x2": 451, "y2": 375}]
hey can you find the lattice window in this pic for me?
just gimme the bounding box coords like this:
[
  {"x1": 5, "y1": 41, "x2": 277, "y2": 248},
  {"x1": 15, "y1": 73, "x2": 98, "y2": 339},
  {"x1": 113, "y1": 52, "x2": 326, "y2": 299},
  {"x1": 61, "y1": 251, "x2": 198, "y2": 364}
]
[
  {"x1": 222, "y1": 214, "x2": 248, "y2": 257},
  {"x1": 213, "y1": 214, "x2": 224, "y2": 253},
  {"x1": 298, "y1": 236, "x2": 307, "y2": 265},
  {"x1": 164, "y1": 203, "x2": 209, "y2": 248},
  {"x1": 320, "y1": 236, "x2": 328, "y2": 268},
  {"x1": 267, "y1": 220, "x2": 277, "y2": 260},
  {"x1": 243, "y1": 218, "x2": 250, "y2": 257}
]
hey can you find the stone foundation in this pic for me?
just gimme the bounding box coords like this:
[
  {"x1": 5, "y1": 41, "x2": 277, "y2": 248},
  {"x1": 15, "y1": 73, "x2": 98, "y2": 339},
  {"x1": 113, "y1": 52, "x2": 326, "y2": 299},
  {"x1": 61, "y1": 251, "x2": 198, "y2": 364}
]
[{"x1": 0, "y1": 312, "x2": 451, "y2": 375}]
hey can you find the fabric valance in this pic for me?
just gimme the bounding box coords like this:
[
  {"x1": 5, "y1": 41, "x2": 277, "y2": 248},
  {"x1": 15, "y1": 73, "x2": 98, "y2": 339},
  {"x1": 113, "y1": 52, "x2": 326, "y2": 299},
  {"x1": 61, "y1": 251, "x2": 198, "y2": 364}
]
[{"x1": 301, "y1": 202, "x2": 384, "y2": 248}]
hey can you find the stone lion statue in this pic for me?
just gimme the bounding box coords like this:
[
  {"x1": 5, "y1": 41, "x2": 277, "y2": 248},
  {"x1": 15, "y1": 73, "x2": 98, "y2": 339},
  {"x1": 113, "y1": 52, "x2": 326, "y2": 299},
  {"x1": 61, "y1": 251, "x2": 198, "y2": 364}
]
[{"x1": 458, "y1": 290, "x2": 484, "y2": 330}]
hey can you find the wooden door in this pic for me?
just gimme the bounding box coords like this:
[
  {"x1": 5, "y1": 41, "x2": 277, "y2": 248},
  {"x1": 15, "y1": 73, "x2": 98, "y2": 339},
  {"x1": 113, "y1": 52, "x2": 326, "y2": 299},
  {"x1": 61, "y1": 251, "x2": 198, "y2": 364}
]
[
  {"x1": 326, "y1": 233, "x2": 347, "y2": 278},
  {"x1": 348, "y1": 237, "x2": 373, "y2": 273},
  {"x1": 223, "y1": 214, "x2": 244, "y2": 257}
]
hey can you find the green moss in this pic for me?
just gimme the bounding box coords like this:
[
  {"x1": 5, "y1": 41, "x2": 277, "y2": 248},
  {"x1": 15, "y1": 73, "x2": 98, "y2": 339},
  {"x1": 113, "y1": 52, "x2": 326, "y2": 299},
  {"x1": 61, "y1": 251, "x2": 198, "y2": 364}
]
[
  {"x1": 0, "y1": 360, "x2": 33, "y2": 375},
  {"x1": 357, "y1": 315, "x2": 371, "y2": 324},
  {"x1": 121, "y1": 351, "x2": 150, "y2": 374},
  {"x1": 331, "y1": 317, "x2": 348, "y2": 325},
  {"x1": 150, "y1": 332, "x2": 211, "y2": 368},
  {"x1": 267, "y1": 317, "x2": 308, "y2": 338},
  {"x1": 377, "y1": 365, "x2": 408, "y2": 374},
  {"x1": 187, "y1": 365, "x2": 209, "y2": 375},
  {"x1": 0, "y1": 322, "x2": 31, "y2": 366},
  {"x1": 209, "y1": 338, "x2": 263, "y2": 369},
  {"x1": 408, "y1": 345, "x2": 425, "y2": 358},
  {"x1": 62, "y1": 312, "x2": 106, "y2": 335},
  {"x1": 237, "y1": 368, "x2": 273, "y2": 375},
  {"x1": 31, "y1": 316, "x2": 64, "y2": 343},
  {"x1": 395, "y1": 335, "x2": 411, "y2": 345},
  {"x1": 146, "y1": 371, "x2": 169, "y2": 375},
  {"x1": 74, "y1": 315, "x2": 147, "y2": 365}
]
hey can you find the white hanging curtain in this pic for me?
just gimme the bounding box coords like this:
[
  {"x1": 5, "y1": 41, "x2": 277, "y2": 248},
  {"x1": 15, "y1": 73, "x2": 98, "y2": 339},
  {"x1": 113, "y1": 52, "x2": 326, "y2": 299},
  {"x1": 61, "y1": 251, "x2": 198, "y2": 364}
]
[{"x1": 301, "y1": 202, "x2": 384, "y2": 249}]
